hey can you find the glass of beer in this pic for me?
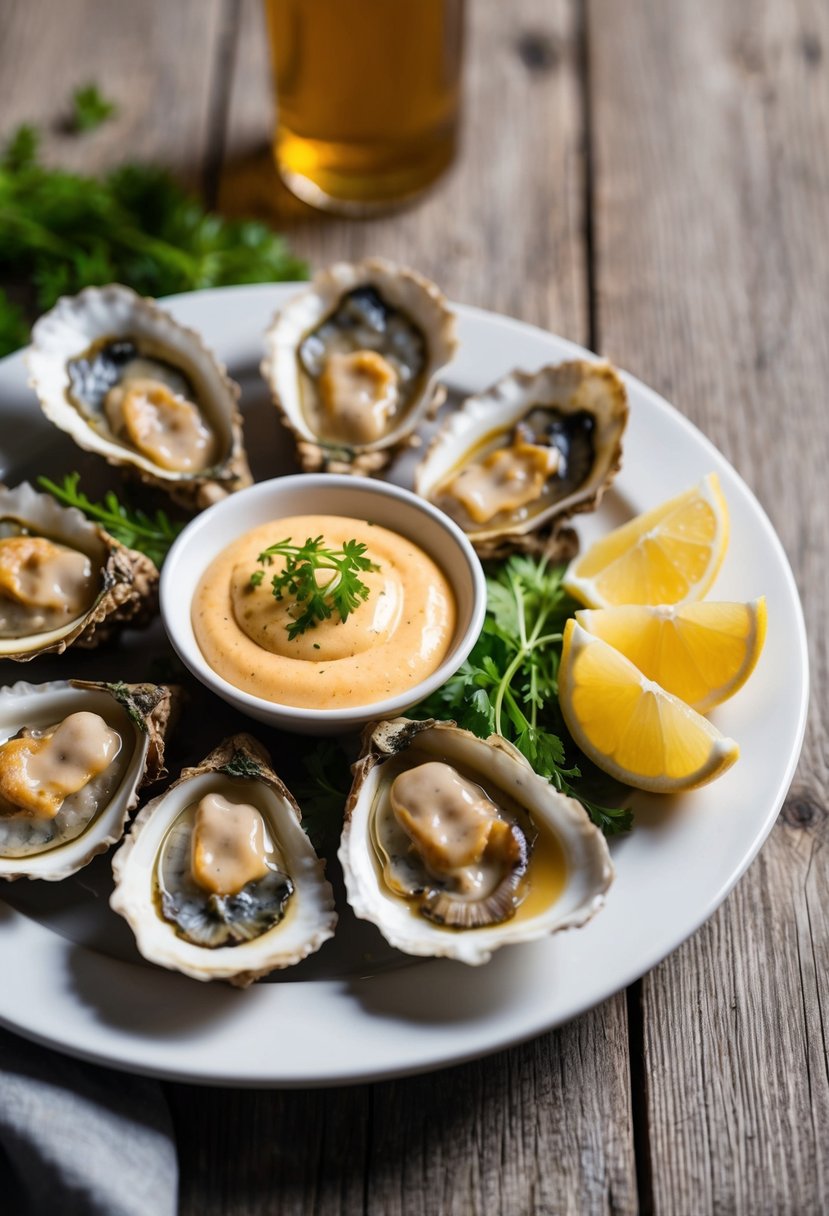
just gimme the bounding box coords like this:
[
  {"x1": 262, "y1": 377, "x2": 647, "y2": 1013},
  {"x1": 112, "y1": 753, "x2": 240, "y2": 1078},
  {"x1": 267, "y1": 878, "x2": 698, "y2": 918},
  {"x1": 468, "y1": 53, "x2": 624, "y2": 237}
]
[{"x1": 264, "y1": 0, "x2": 465, "y2": 213}]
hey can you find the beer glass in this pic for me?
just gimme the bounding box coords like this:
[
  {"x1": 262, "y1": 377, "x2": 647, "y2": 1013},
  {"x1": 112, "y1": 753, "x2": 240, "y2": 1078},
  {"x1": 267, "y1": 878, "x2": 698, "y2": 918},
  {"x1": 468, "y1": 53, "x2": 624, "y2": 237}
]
[{"x1": 264, "y1": 0, "x2": 465, "y2": 213}]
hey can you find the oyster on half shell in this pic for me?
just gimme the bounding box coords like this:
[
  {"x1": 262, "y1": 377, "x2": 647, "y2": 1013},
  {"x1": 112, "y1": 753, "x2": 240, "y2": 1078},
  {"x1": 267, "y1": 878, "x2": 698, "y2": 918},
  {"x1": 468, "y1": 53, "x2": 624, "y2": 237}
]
[
  {"x1": 262, "y1": 259, "x2": 457, "y2": 474},
  {"x1": 416, "y1": 361, "x2": 628, "y2": 559},
  {"x1": 110, "y1": 734, "x2": 336, "y2": 986},
  {"x1": 0, "y1": 481, "x2": 157, "y2": 661},
  {"x1": 0, "y1": 679, "x2": 174, "y2": 882},
  {"x1": 28, "y1": 285, "x2": 252, "y2": 510},
  {"x1": 339, "y1": 718, "x2": 614, "y2": 966}
]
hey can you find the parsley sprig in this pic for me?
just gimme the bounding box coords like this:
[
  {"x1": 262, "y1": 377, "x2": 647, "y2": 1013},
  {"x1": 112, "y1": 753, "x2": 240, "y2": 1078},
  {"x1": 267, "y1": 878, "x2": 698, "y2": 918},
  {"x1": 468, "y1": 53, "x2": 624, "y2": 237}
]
[
  {"x1": 0, "y1": 108, "x2": 307, "y2": 357},
  {"x1": 38, "y1": 472, "x2": 184, "y2": 567},
  {"x1": 251, "y1": 536, "x2": 380, "y2": 640},
  {"x1": 70, "y1": 84, "x2": 118, "y2": 134},
  {"x1": 412, "y1": 555, "x2": 633, "y2": 836}
]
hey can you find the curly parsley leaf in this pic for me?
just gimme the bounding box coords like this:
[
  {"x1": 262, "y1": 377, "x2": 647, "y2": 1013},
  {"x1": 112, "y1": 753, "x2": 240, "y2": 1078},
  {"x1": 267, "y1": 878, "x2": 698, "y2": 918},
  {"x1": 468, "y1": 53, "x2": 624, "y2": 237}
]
[
  {"x1": 0, "y1": 105, "x2": 307, "y2": 356},
  {"x1": 220, "y1": 752, "x2": 265, "y2": 781},
  {"x1": 38, "y1": 472, "x2": 185, "y2": 567},
  {"x1": 1, "y1": 124, "x2": 38, "y2": 172},
  {"x1": 70, "y1": 84, "x2": 118, "y2": 133},
  {"x1": 251, "y1": 535, "x2": 379, "y2": 640}
]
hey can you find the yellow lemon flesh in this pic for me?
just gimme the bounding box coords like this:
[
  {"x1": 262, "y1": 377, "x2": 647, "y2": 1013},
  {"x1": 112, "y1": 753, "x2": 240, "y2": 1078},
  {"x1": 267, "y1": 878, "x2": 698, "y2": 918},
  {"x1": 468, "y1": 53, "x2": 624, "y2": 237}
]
[
  {"x1": 574, "y1": 598, "x2": 767, "y2": 713},
  {"x1": 563, "y1": 473, "x2": 729, "y2": 609},
  {"x1": 559, "y1": 619, "x2": 739, "y2": 793}
]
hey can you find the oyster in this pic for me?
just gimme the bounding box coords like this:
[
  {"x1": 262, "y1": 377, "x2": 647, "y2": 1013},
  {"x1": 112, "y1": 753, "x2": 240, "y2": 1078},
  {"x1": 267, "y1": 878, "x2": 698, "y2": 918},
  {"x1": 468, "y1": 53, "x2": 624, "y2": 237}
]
[
  {"x1": 0, "y1": 481, "x2": 157, "y2": 660},
  {"x1": 416, "y1": 361, "x2": 628, "y2": 559},
  {"x1": 0, "y1": 679, "x2": 174, "y2": 882},
  {"x1": 28, "y1": 284, "x2": 252, "y2": 509},
  {"x1": 262, "y1": 259, "x2": 457, "y2": 474},
  {"x1": 339, "y1": 718, "x2": 614, "y2": 966},
  {"x1": 110, "y1": 734, "x2": 336, "y2": 986}
]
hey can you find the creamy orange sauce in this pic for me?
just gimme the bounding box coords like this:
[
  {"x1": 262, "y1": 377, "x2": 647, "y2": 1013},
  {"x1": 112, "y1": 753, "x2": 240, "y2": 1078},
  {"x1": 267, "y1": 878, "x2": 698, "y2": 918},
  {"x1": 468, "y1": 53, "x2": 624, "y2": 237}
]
[{"x1": 192, "y1": 514, "x2": 456, "y2": 709}]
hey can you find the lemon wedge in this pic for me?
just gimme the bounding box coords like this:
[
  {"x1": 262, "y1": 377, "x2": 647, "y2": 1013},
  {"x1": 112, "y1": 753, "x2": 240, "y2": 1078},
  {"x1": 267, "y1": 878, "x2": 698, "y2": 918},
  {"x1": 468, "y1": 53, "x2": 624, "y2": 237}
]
[
  {"x1": 558, "y1": 619, "x2": 739, "y2": 792},
  {"x1": 563, "y1": 473, "x2": 729, "y2": 608},
  {"x1": 574, "y1": 598, "x2": 767, "y2": 713}
]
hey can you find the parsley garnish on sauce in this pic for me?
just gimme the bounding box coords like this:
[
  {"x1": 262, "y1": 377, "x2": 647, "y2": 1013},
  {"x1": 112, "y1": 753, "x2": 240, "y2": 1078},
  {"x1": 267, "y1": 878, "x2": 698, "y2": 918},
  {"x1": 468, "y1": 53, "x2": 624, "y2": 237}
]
[{"x1": 250, "y1": 536, "x2": 380, "y2": 641}]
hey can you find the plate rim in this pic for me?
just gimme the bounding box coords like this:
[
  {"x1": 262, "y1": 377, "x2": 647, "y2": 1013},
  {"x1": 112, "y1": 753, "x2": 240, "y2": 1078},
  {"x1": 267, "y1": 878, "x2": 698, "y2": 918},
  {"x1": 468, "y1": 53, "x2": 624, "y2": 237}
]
[{"x1": 0, "y1": 282, "x2": 810, "y2": 1087}]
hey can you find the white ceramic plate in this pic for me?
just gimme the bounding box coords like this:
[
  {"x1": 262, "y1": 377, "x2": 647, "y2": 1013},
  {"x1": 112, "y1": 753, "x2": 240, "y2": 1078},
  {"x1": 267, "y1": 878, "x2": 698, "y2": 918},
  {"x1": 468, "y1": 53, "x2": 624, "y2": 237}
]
[{"x1": 0, "y1": 285, "x2": 808, "y2": 1087}]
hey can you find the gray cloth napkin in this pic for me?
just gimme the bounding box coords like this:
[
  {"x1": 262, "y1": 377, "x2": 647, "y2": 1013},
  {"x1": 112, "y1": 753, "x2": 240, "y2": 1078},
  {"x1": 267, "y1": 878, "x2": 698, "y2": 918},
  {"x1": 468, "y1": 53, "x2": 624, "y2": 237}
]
[{"x1": 0, "y1": 1028, "x2": 177, "y2": 1216}]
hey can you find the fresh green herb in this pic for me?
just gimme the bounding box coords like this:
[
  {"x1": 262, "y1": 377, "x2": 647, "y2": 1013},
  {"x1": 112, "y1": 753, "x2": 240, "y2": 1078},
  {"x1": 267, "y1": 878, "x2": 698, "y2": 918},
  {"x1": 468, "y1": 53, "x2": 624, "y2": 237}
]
[
  {"x1": 412, "y1": 555, "x2": 633, "y2": 836},
  {"x1": 1, "y1": 124, "x2": 38, "y2": 172},
  {"x1": 220, "y1": 751, "x2": 265, "y2": 781},
  {"x1": 38, "y1": 472, "x2": 185, "y2": 567},
  {"x1": 292, "y1": 739, "x2": 353, "y2": 856},
  {"x1": 70, "y1": 84, "x2": 117, "y2": 133},
  {"x1": 0, "y1": 110, "x2": 307, "y2": 356},
  {"x1": 251, "y1": 536, "x2": 380, "y2": 640},
  {"x1": 103, "y1": 681, "x2": 148, "y2": 733}
]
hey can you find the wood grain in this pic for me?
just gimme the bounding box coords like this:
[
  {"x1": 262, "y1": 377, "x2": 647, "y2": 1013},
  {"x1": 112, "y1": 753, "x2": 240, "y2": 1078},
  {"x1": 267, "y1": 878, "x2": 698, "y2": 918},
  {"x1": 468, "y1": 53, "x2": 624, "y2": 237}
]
[
  {"x1": 168, "y1": 1083, "x2": 371, "y2": 1216},
  {"x1": 171, "y1": 1007, "x2": 637, "y2": 1216},
  {"x1": 590, "y1": 0, "x2": 829, "y2": 1210},
  {"x1": 367, "y1": 1008, "x2": 636, "y2": 1216},
  {"x1": 0, "y1": 0, "x2": 227, "y2": 185}
]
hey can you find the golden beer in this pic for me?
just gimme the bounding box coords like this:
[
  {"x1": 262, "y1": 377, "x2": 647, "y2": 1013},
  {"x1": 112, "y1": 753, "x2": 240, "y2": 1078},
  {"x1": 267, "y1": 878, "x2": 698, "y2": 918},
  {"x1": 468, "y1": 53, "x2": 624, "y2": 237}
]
[{"x1": 264, "y1": 0, "x2": 465, "y2": 212}]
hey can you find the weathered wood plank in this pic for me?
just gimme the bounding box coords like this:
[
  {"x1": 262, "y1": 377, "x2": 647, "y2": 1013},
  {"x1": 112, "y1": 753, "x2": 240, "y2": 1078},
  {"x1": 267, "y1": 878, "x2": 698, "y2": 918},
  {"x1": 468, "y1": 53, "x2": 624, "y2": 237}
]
[
  {"x1": 168, "y1": 1083, "x2": 371, "y2": 1216},
  {"x1": 590, "y1": 0, "x2": 829, "y2": 1210},
  {"x1": 368, "y1": 1005, "x2": 636, "y2": 1216},
  {"x1": 166, "y1": 5, "x2": 638, "y2": 1216},
  {"x1": 0, "y1": 0, "x2": 226, "y2": 182},
  {"x1": 171, "y1": 1002, "x2": 637, "y2": 1216}
]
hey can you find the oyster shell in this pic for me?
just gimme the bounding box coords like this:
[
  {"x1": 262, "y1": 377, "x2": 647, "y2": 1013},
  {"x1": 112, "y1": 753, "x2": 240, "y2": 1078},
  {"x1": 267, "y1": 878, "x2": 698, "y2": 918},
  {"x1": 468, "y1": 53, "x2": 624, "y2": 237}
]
[
  {"x1": 110, "y1": 734, "x2": 336, "y2": 986},
  {"x1": 416, "y1": 361, "x2": 628, "y2": 559},
  {"x1": 339, "y1": 718, "x2": 614, "y2": 966},
  {"x1": 0, "y1": 679, "x2": 174, "y2": 881},
  {"x1": 28, "y1": 284, "x2": 252, "y2": 509},
  {"x1": 262, "y1": 258, "x2": 457, "y2": 474},
  {"x1": 0, "y1": 481, "x2": 157, "y2": 660}
]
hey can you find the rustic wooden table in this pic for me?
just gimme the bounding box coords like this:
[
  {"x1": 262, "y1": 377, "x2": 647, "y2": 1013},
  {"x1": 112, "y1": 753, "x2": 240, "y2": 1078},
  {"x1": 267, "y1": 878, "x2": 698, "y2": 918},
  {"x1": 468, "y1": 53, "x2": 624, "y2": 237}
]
[{"x1": 2, "y1": 0, "x2": 827, "y2": 1212}]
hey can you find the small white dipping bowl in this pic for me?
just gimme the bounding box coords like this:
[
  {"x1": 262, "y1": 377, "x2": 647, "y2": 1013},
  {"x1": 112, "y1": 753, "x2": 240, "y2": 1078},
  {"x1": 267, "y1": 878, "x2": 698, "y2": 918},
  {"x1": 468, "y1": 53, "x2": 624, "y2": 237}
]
[{"x1": 160, "y1": 475, "x2": 486, "y2": 735}]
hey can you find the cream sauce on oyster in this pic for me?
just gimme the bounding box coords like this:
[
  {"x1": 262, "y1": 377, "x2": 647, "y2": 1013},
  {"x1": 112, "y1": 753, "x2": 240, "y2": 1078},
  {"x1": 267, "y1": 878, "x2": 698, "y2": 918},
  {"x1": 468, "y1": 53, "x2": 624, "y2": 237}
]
[
  {"x1": 0, "y1": 535, "x2": 97, "y2": 638},
  {"x1": 155, "y1": 793, "x2": 294, "y2": 948},
  {"x1": 190, "y1": 793, "x2": 269, "y2": 896},
  {"x1": 298, "y1": 286, "x2": 427, "y2": 447},
  {"x1": 435, "y1": 409, "x2": 598, "y2": 534},
  {"x1": 318, "y1": 350, "x2": 400, "y2": 444},
  {"x1": 0, "y1": 711, "x2": 126, "y2": 858},
  {"x1": 67, "y1": 337, "x2": 219, "y2": 473},
  {"x1": 105, "y1": 378, "x2": 218, "y2": 472},
  {"x1": 193, "y1": 515, "x2": 455, "y2": 709},
  {"x1": 442, "y1": 437, "x2": 561, "y2": 525},
  {"x1": 370, "y1": 750, "x2": 568, "y2": 931}
]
